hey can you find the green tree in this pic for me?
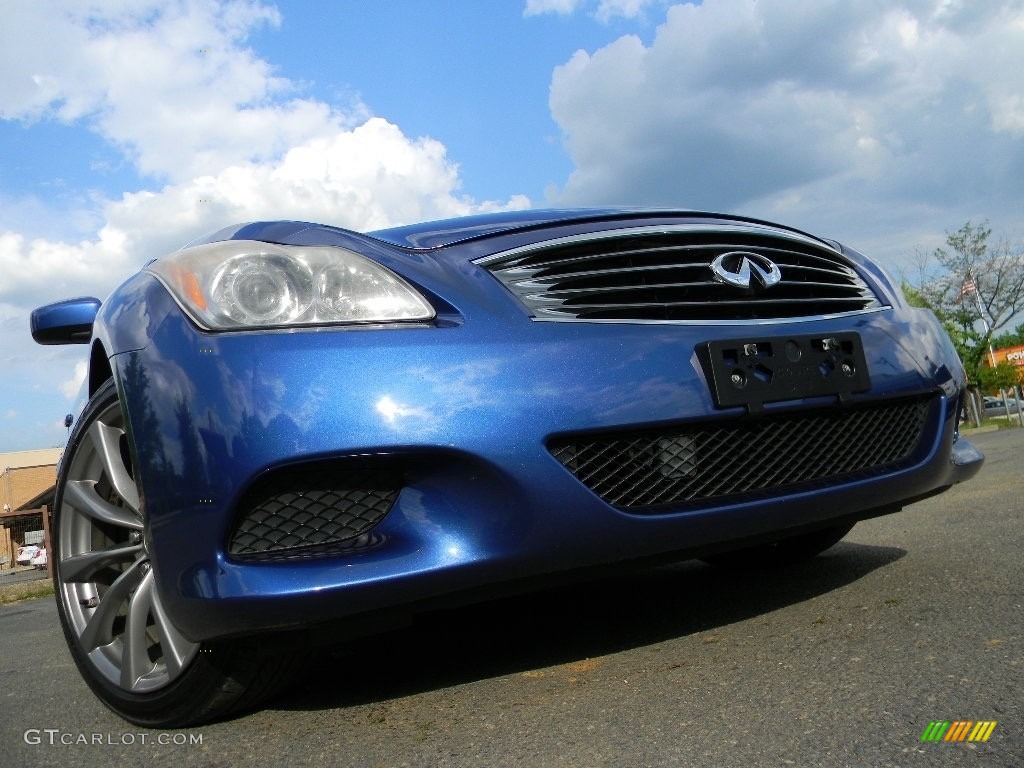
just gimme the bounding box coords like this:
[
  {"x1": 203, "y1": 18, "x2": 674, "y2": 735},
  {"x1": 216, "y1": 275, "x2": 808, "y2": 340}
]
[
  {"x1": 991, "y1": 323, "x2": 1024, "y2": 350},
  {"x1": 904, "y1": 221, "x2": 1024, "y2": 384},
  {"x1": 977, "y1": 360, "x2": 1022, "y2": 394}
]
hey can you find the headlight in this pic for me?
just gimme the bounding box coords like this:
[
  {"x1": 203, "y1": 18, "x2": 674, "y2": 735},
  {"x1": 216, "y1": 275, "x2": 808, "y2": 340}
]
[{"x1": 147, "y1": 240, "x2": 435, "y2": 330}]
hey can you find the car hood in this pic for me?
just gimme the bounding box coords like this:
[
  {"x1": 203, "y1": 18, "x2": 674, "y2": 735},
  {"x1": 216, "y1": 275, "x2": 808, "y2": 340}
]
[{"x1": 188, "y1": 208, "x2": 839, "y2": 257}]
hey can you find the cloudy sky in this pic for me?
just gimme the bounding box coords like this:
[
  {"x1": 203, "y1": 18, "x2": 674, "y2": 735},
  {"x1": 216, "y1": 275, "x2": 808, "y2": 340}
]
[{"x1": 1, "y1": 0, "x2": 1023, "y2": 451}]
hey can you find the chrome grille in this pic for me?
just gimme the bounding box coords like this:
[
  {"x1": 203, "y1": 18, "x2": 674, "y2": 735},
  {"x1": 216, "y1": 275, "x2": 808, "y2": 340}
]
[
  {"x1": 549, "y1": 396, "x2": 932, "y2": 511},
  {"x1": 480, "y1": 226, "x2": 883, "y2": 321}
]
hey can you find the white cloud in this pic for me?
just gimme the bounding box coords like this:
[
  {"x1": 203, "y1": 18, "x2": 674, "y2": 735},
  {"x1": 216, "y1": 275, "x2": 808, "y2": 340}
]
[
  {"x1": 0, "y1": 116, "x2": 529, "y2": 310},
  {"x1": 524, "y1": 0, "x2": 587, "y2": 16},
  {"x1": 0, "y1": 0, "x2": 327, "y2": 182},
  {"x1": 547, "y1": 0, "x2": 1024, "y2": 262},
  {"x1": 0, "y1": 0, "x2": 532, "y2": 452},
  {"x1": 60, "y1": 360, "x2": 88, "y2": 400},
  {"x1": 0, "y1": 1, "x2": 529, "y2": 312},
  {"x1": 525, "y1": 0, "x2": 664, "y2": 20},
  {"x1": 0, "y1": 226, "x2": 133, "y2": 305},
  {"x1": 594, "y1": 0, "x2": 661, "y2": 21}
]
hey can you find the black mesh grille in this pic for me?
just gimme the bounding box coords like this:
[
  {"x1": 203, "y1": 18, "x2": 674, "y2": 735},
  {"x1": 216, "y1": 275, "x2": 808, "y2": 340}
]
[
  {"x1": 227, "y1": 465, "x2": 401, "y2": 560},
  {"x1": 480, "y1": 228, "x2": 882, "y2": 321},
  {"x1": 549, "y1": 396, "x2": 932, "y2": 511}
]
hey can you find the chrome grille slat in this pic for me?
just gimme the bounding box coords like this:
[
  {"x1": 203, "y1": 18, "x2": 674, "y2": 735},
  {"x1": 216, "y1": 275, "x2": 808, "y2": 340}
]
[
  {"x1": 518, "y1": 244, "x2": 697, "y2": 270},
  {"x1": 781, "y1": 264, "x2": 860, "y2": 278},
  {"x1": 529, "y1": 279, "x2": 870, "y2": 299},
  {"x1": 517, "y1": 262, "x2": 710, "y2": 285},
  {"x1": 480, "y1": 226, "x2": 884, "y2": 322},
  {"x1": 533, "y1": 297, "x2": 876, "y2": 307},
  {"x1": 527, "y1": 280, "x2": 720, "y2": 298},
  {"x1": 521, "y1": 245, "x2": 847, "y2": 275}
]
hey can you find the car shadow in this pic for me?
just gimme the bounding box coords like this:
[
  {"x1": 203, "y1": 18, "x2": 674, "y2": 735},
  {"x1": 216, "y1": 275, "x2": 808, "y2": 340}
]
[{"x1": 271, "y1": 541, "x2": 905, "y2": 712}]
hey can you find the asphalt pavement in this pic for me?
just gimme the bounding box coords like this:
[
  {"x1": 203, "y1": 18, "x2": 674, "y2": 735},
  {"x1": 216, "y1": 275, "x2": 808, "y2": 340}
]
[
  {"x1": 0, "y1": 566, "x2": 49, "y2": 587},
  {"x1": 1, "y1": 428, "x2": 1021, "y2": 768}
]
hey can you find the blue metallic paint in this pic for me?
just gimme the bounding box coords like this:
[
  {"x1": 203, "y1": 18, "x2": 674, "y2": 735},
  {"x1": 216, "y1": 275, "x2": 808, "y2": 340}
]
[
  {"x1": 30, "y1": 296, "x2": 102, "y2": 345},
  {"x1": 71, "y1": 210, "x2": 980, "y2": 642}
]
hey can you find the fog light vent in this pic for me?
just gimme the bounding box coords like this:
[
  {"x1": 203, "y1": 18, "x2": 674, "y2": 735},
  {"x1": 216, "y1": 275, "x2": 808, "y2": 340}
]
[{"x1": 227, "y1": 464, "x2": 401, "y2": 560}]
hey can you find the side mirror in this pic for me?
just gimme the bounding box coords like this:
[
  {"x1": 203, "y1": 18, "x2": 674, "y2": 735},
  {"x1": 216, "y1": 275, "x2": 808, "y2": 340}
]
[{"x1": 30, "y1": 297, "x2": 101, "y2": 345}]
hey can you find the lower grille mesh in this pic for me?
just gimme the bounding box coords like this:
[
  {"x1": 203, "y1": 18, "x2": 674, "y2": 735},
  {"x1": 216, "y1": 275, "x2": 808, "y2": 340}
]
[
  {"x1": 549, "y1": 397, "x2": 932, "y2": 510},
  {"x1": 228, "y1": 465, "x2": 401, "y2": 560}
]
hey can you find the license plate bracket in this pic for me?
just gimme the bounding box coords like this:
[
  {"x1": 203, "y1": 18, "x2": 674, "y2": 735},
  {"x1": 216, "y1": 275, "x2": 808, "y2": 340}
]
[{"x1": 699, "y1": 332, "x2": 871, "y2": 413}]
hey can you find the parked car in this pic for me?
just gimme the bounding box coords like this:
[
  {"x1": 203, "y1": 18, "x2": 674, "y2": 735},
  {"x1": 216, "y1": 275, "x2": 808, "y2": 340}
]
[
  {"x1": 31, "y1": 208, "x2": 983, "y2": 727},
  {"x1": 983, "y1": 395, "x2": 1020, "y2": 415},
  {"x1": 29, "y1": 547, "x2": 47, "y2": 569},
  {"x1": 15, "y1": 544, "x2": 41, "y2": 566}
]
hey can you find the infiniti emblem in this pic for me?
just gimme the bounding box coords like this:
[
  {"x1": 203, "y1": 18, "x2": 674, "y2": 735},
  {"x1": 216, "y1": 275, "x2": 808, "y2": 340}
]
[{"x1": 710, "y1": 251, "x2": 782, "y2": 289}]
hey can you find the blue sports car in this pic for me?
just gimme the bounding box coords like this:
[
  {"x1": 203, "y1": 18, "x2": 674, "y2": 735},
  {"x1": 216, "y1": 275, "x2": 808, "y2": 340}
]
[{"x1": 31, "y1": 208, "x2": 982, "y2": 726}]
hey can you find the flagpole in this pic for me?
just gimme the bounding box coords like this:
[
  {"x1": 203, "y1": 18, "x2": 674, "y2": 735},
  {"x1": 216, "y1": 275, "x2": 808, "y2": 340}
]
[
  {"x1": 966, "y1": 270, "x2": 997, "y2": 367},
  {"x1": 966, "y1": 270, "x2": 1013, "y2": 423}
]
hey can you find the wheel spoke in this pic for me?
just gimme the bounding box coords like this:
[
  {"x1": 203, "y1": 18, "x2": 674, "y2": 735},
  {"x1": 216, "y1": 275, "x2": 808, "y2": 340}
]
[
  {"x1": 121, "y1": 569, "x2": 157, "y2": 690},
  {"x1": 89, "y1": 419, "x2": 140, "y2": 513},
  {"x1": 150, "y1": 579, "x2": 198, "y2": 680},
  {"x1": 61, "y1": 542, "x2": 143, "y2": 584},
  {"x1": 78, "y1": 559, "x2": 146, "y2": 652},
  {"x1": 65, "y1": 480, "x2": 143, "y2": 531}
]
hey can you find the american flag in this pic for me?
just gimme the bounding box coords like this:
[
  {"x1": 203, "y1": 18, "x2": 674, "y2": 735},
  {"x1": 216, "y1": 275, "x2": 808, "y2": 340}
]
[{"x1": 956, "y1": 275, "x2": 977, "y2": 303}]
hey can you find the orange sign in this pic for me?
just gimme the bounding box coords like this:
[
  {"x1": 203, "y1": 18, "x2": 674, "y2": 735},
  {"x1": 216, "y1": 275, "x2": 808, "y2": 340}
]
[
  {"x1": 998, "y1": 345, "x2": 1024, "y2": 366},
  {"x1": 986, "y1": 345, "x2": 1024, "y2": 383}
]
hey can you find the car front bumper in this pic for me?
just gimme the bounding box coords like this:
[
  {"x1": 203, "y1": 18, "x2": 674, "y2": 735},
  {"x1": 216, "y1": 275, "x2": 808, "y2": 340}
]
[{"x1": 105, "y1": 274, "x2": 983, "y2": 642}]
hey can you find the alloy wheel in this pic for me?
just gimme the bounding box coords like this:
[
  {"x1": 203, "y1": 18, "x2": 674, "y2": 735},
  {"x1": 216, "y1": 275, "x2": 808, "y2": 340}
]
[{"x1": 57, "y1": 396, "x2": 198, "y2": 693}]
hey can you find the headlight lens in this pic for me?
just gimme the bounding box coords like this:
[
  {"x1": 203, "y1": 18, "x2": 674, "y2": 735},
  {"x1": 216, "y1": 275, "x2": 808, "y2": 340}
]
[
  {"x1": 147, "y1": 240, "x2": 435, "y2": 330},
  {"x1": 211, "y1": 254, "x2": 313, "y2": 325}
]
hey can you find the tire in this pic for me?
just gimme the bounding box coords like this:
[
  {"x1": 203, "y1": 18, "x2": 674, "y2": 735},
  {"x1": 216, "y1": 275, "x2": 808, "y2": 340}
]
[
  {"x1": 701, "y1": 523, "x2": 855, "y2": 570},
  {"x1": 52, "y1": 379, "x2": 297, "y2": 727}
]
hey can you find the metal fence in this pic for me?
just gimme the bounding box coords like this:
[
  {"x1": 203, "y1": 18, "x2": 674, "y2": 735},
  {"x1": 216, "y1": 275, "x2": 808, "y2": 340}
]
[{"x1": 0, "y1": 507, "x2": 51, "y2": 585}]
